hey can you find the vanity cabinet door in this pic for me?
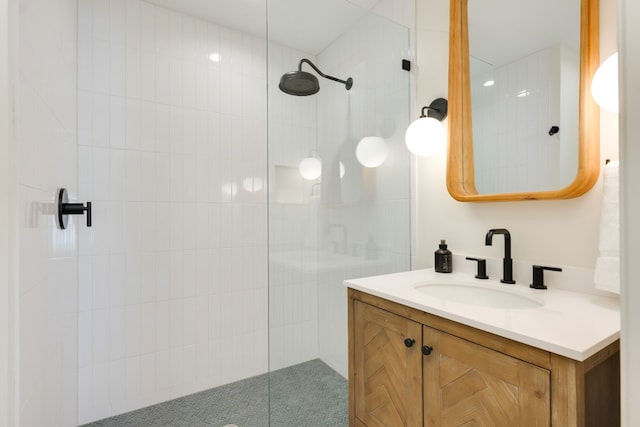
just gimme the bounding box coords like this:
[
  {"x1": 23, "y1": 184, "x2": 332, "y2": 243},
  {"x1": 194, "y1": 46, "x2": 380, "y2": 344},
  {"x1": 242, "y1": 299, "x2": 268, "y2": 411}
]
[
  {"x1": 353, "y1": 301, "x2": 423, "y2": 427},
  {"x1": 422, "y1": 325, "x2": 551, "y2": 427}
]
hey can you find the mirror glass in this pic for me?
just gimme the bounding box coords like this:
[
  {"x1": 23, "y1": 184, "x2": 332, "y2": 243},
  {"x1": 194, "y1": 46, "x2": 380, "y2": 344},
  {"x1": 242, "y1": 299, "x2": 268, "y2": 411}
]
[
  {"x1": 447, "y1": 0, "x2": 600, "y2": 201},
  {"x1": 470, "y1": 0, "x2": 579, "y2": 194}
]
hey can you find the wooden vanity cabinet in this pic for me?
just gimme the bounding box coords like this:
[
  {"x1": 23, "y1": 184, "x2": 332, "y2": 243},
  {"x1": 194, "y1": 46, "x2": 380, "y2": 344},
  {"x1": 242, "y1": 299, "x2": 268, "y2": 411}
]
[{"x1": 348, "y1": 289, "x2": 620, "y2": 427}]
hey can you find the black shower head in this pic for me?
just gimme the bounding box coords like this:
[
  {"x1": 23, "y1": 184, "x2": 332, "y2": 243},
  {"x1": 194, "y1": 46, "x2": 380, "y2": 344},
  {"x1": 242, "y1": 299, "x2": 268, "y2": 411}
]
[
  {"x1": 279, "y1": 58, "x2": 353, "y2": 96},
  {"x1": 279, "y1": 70, "x2": 320, "y2": 96}
]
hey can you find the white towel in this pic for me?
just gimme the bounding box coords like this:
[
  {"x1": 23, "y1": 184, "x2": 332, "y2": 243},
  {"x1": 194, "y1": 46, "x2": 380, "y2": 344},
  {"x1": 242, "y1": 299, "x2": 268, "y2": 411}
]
[{"x1": 594, "y1": 161, "x2": 620, "y2": 294}]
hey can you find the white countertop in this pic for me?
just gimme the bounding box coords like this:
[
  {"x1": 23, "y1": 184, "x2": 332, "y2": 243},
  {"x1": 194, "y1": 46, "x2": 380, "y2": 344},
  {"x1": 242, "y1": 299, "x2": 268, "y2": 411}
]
[{"x1": 345, "y1": 269, "x2": 620, "y2": 361}]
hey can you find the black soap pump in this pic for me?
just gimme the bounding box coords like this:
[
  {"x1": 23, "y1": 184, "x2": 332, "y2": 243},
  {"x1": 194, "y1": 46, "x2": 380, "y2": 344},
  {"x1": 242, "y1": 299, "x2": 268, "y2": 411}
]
[{"x1": 435, "y1": 240, "x2": 452, "y2": 273}]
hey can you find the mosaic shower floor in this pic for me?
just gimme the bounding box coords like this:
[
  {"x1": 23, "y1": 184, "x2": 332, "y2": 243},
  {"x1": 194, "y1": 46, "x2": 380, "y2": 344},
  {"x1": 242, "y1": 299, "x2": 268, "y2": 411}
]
[{"x1": 82, "y1": 359, "x2": 348, "y2": 427}]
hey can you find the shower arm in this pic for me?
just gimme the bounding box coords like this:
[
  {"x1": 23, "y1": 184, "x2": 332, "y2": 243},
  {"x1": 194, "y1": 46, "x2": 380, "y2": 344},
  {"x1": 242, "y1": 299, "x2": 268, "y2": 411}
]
[{"x1": 299, "y1": 59, "x2": 353, "y2": 89}]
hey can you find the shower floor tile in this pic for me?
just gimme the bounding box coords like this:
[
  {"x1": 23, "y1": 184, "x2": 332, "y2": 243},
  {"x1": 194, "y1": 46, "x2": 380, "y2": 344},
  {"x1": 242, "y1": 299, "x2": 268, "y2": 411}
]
[{"x1": 82, "y1": 359, "x2": 347, "y2": 427}]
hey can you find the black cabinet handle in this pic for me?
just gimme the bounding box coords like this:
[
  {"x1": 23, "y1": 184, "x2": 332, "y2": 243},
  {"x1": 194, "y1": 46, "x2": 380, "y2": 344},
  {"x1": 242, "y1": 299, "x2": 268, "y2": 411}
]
[
  {"x1": 404, "y1": 338, "x2": 415, "y2": 348},
  {"x1": 57, "y1": 188, "x2": 92, "y2": 229},
  {"x1": 422, "y1": 345, "x2": 433, "y2": 356}
]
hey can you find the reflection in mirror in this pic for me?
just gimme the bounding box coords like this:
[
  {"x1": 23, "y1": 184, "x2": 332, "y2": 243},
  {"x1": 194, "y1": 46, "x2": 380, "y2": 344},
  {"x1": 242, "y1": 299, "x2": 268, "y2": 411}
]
[
  {"x1": 469, "y1": 0, "x2": 580, "y2": 193},
  {"x1": 447, "y1": 0, "x2": 601, "y2": 201}
]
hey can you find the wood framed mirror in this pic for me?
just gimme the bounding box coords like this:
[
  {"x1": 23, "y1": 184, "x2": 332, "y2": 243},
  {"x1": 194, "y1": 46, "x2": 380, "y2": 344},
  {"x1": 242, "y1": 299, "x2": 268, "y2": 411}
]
[{"x1": 447, "y1": 0, "x2": 600, "y2": 201}]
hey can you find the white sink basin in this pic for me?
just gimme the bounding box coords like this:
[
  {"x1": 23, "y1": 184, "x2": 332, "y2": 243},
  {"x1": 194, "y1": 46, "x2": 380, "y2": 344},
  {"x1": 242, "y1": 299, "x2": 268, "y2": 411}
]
[{"x1": 414, "y1": 282, "x2": 544, "y2": 309}]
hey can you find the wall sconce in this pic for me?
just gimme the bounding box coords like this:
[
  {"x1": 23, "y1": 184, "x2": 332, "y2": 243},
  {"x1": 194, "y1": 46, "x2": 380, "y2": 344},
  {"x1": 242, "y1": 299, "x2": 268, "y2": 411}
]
[
  {"x1": 356, "y1": 136, "x2": 388, "y2": 168},
  {"x1": 405, "y1": 98, "x2": 448, "y2": 157},
  {"x1": 591, "y1": 52, "x2": 618, "y2": 113}
]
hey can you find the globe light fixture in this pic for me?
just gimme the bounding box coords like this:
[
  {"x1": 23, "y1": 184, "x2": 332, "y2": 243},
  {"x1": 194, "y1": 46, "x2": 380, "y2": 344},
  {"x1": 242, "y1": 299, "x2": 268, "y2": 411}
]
[
  {"x1": 591, "y1": 52, "x2": 618, "y2": 113},
  {"x1": 405, "y1": 98, "x2": 448, "y2": 157}
]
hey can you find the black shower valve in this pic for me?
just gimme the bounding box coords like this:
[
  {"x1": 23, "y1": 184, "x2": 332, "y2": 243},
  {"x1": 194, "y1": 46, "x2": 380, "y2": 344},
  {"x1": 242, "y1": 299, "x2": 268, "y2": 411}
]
[{"x1": 57, "y1": 188, "x2": 92, "y2": 230}]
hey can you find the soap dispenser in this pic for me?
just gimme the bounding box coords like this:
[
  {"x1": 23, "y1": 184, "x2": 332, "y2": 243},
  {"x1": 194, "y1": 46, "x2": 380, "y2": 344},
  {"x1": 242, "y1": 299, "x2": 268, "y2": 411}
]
[{"x1": 435, "y1": 240, "x2": 452, "y2": 273}]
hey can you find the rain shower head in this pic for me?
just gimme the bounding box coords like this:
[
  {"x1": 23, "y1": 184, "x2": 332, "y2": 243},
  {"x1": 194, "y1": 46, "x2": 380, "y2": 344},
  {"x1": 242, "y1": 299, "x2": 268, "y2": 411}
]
[
  {"x1": 279, "y1": 58, "x2": 353, "y2": 96},
  {"x1": 279, "y1": 69, "x2": 320, "y2": 96}
]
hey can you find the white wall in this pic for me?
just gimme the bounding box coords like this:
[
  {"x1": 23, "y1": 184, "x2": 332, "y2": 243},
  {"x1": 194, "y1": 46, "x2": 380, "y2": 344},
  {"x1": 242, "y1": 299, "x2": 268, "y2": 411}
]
[
  {"x1": 15, "y1": 0, "x2": 79, "y2": 425},
  {"x1": 415, "y1": 0, "x2": 618, "y2": 275},
  {"x1": 619, "y1": 0, "x2": 640, "y2": 424},
  {"x1": 1, "y1": 0, "x2": 14, "y2": 424},
  {"x1": 76, "y1": 1, "x2": 268, "y2": 423}
]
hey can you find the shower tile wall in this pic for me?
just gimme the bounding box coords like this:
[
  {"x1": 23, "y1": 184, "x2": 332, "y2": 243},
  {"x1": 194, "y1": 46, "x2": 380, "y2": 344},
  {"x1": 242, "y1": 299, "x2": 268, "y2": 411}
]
[
  {"x1": 16, "y1": 0, "x2": 79, "y2": 425},
  {"x1": 267, "y1": 44, "x2": 320, "y2": 371},
  {"x1": 316, "y1": 12, "x2": 412, "y2": 377},
  {"x1": 77, "y1": 1, "x2": 268, "y2": 423},
  {"x1": 267, "y1": 4, "x2": 413, "y2": 379}
]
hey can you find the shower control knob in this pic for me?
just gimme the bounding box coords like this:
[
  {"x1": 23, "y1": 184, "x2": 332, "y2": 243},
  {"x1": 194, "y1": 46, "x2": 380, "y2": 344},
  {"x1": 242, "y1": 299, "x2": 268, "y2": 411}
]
[
  {"x1": 422, "y1": 345, "x2": 433, "y2": 356},
  {"x1": 57, "y1": 188, "x2": 92, "y2": 230},
  {"x1": 404, "y1": 338, "x2": 415, "y2": 348}
]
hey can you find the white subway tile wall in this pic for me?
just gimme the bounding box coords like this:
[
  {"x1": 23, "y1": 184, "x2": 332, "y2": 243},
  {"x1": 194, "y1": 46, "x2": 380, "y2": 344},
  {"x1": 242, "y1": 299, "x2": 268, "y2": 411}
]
[
  {"x1": 77, "y1": 0, "x2": 268, "y2": 423},
  {"x1": 267, "y1": 10, "x2": 413, "y2": 378},
  {"x1": 15, "y1": 0, "x2": 414, "y2": 424},
  {"x1": 267, "y1": 41, "x2": 321, "y2": 372},
  {"x1": 316, "y1": 13, "x2": 412, "y2": 377}
]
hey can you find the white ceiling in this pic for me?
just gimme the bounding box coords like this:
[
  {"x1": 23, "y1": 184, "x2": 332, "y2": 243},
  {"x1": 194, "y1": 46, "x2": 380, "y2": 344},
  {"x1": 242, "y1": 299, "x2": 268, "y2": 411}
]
[
  {"x1": 145, "y1": 0, "x2": 580, "y2": 62},
  {"x1": 145, "y1": 0, "x2": 371, "y2": 55},
  {"x1": 267, "y1": 0, "x2": 369, "y2": 54}
]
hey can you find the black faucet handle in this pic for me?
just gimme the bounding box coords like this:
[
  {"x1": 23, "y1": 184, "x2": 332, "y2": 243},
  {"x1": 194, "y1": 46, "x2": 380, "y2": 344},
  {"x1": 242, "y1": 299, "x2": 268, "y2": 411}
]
[
  {"x1": 465, "y1": 257, "x2": 489, "y2": 279},
  {"x1": 530, "y1": 265, "x2": 562, "y2": 290}
]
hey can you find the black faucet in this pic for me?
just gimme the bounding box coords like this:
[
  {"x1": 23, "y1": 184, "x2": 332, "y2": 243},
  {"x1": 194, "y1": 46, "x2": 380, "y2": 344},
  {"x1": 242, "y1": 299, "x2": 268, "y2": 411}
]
[{"x1": 485, "y1": 228, "x2": 516, "y2": 284}]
